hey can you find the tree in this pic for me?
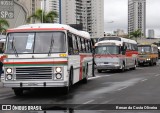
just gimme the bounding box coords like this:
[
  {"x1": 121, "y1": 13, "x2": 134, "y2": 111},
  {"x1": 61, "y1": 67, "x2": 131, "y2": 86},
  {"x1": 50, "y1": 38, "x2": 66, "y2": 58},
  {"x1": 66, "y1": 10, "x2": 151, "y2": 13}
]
[
  {"x1": 0, "y1": 19, "x2": 9, "y2": 34},
  {"x1": 129, "y1": 29, "x2": 142, "y2": 42},
  {"x1": 27, "y1": 9, "x2": 58, "y2": 23}
]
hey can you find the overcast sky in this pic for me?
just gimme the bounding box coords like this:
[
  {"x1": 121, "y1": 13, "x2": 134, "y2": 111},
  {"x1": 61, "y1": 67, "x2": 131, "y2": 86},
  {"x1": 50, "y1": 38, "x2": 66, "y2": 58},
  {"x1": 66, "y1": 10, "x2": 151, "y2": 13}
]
[{"x1": 104, "y1": 0, "x2": 160, "y2": 37}]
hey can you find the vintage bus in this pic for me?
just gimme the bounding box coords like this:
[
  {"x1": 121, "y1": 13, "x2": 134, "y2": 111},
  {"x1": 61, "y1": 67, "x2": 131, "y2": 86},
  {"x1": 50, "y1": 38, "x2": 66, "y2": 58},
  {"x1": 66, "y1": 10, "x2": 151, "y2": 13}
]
[
  {"x1": 158, "y1": 46, "x2": 160, "y2": 59},
  {"x1": 94, "y1": 37, "x2": 138, "y2": 73},
  {"x1": 138, "y1": 43, "x2": 158, "y2": 66},
  {"x1": 1, "y1": 24, "x2": 94, "y2": 96},
  {"x1": 0, "y1": 35, "x2": 6, "y2": 76}
]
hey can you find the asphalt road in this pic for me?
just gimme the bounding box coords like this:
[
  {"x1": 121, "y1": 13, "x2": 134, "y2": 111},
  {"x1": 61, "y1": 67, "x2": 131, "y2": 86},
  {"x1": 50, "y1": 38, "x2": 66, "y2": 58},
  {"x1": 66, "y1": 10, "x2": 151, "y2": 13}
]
[{"x1": 0, "y1": 61, "x2": 160, "y2": 113}]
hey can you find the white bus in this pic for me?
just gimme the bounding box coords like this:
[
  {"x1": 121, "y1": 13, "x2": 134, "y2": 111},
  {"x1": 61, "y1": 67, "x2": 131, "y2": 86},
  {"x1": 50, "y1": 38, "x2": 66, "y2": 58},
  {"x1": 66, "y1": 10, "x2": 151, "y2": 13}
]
[
  {"x1": 94, "y1": 37, "x2": 138, "y2": 72},
  {"x1": 2, "y1": 24, "x2": 94, "y2": 96},
  {"x1": 0, "y1": 35, "x2": 6, "y2": 76}
]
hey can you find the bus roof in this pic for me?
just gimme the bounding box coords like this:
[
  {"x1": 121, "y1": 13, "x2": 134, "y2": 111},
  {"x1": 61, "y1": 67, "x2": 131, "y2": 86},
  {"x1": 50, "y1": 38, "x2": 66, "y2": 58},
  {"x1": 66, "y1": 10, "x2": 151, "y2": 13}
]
[
  {"x1": 98, "y1": 36, "x2": 137, "y2": 44},
  {"x1": 95, "y1": 40, "x2": 122, "y2": 46},
  {"x1": 99, "y1": 36, "x2": 137, "y2": 44},
  {"x1": 7, "y1": 23, "x2": 90, "y2": 39},
  {"x1": 138, "y1": 43, "x2": 157, "y2": 47}
]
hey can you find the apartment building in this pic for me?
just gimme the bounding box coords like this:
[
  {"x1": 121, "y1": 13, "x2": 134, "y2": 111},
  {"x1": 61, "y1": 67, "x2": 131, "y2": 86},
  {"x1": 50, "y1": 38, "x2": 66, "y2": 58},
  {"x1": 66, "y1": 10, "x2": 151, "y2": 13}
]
[{"x1": 128, "y1": 0, "x2": 146, "y2": 37}]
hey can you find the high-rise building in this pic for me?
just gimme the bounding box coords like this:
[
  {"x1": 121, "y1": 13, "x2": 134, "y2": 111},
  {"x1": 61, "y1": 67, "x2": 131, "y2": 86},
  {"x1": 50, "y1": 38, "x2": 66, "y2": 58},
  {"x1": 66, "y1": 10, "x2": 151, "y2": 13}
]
[
  {"x1": 128, "y1": 0, "x2": 146, "y2": 37},
  {"x1": 42, "y1": 0, "x2": 104, "y2": 38},
  {"x1": 41, "y1": 0, "x2": 60, "y2": 23},
  {"x1": 17, "y1": 0, "x2": 41, "y2": 17},
  {"x1": 148, "y1": 29, "x2": 155, "y2": 38}
]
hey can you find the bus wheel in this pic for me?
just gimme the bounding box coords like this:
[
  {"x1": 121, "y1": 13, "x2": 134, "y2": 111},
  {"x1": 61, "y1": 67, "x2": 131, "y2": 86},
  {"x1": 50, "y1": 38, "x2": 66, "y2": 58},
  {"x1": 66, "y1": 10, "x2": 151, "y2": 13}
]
[
  {"x1": 121, "y1": 63, "x2": 125, "y2": 72},
  {"x1": 97, "y1": 69, "x2": 102, "y2": 73},
  {"x1": 149, "y1": 61, "x2": 153, "y2": 66},
  {"x1": 92, "y1": 63, "x2": 95, "y2": 77},
  {"x1": 154, "y1": 62, "x2": 157, "y2": 65},
  {"x1": 132, "y1": 62, "x2": 137, "y2": 70},
  {"x1": 13, "y1": 88, "x2": 23, "y2": 96},
  {"x1": 82, "y1": 64, "x2": 88, "y2": 84},
  {"x1": 63, "y1": 67, "x2": 73, "y2": 94}
]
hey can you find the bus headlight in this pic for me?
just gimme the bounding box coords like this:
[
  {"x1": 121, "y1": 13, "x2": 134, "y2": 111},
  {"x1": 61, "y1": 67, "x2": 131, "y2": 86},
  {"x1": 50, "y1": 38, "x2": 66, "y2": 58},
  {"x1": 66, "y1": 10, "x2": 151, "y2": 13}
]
[
  {"x1": 6, "y1": 68, "x2": 12, "y2": 74},
  {"x1": 55, "y1": 73, "x2": 62, "y2": 79},
  {"x1": 56, "y1": 67, "x2": 62, "y2": 73},
  {"x1": 6, "y1": 74, "x2": 13, "y2": 80},
  {"x1": 147, "y1": 58, "x2": 150, "y2": 60}
]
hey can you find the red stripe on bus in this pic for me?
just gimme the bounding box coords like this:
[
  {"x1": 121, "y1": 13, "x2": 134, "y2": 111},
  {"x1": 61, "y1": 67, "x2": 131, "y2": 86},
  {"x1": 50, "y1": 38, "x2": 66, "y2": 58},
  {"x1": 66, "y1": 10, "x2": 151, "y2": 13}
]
[{"x1": 79, "y1": 54, "x2": 92, "y2": 80}]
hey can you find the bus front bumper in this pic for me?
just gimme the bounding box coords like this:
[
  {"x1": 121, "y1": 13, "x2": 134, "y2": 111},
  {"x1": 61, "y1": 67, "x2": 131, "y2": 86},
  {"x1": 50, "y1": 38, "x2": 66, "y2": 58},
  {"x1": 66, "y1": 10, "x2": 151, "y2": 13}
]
[
  {"x1": 95, "y1": 65, "x2": 121, "y2": 70},
  {"x1": 2, "y1": 81, "x2": 68, "y2": 88},
  {"x1": 138, "y1": 59, "x2": 151, "y2": 64}
]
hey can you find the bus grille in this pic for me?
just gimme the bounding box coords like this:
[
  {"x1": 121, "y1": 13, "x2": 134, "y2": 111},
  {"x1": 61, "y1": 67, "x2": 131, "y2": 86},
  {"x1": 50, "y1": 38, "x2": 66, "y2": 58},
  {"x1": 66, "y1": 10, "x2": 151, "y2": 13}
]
[{"x1": 15, "y1": 67, "x2": 53, "y2": 80}]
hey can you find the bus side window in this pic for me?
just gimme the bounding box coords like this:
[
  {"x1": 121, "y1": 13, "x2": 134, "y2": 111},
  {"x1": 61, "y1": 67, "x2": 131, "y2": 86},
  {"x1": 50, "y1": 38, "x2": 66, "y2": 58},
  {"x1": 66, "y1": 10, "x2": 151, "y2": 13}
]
[
  {"x1": 72, "y1": 35, "x2": 79, "y2": 55},
  {"x1": 81, "y1": 38, "x2": 86, "y2": 53},
  {"x1": 67, "y1": 33, "x2": 73, "y2": 55},
  {"x1": 87, "y1": 40, "x2": 91, "y2": 53},
  {"x1": 77, "y1": 36, "x2": 82, "y2": 53},
  {"x1": 85, "y1": 39, "x2": 89, "y2": 53}
]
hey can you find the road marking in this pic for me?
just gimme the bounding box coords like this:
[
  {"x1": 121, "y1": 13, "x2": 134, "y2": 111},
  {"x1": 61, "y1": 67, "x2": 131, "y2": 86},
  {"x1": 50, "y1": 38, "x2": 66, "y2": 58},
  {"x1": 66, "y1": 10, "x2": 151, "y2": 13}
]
[
  {"x1": 117, "y1": 87, "x2": 127, "y2": 91},
  {"x1": 101, "y1": 99, "x2": 113, "y2": 104},
  {"x1": 154, "y1": 74, "x2": 160, "y2": 77},
  {"x1": 137, "y1": 67, "x2": 144, "y2": 69},
  {"x1": 88, "y1": 76, "x2": 101, "y2": 80},
  {"x1": 0, "y1": 93, "x2": 13, "y2": 97},
  {"x1": 103, "y1": 75, "x2": 111, "y2": 77},
  {"x1": 0, "y1": 95, "x2": 13, "y2": 100},
  {"x1": 141, "y1": 79, "x2": 148, "y2": 82},
  {"x1": 83, "y1": 100, "x2": 95, "y2": 104},
  {"x1": 89, "y1": 74, "x2": 112, "y2": 80}
]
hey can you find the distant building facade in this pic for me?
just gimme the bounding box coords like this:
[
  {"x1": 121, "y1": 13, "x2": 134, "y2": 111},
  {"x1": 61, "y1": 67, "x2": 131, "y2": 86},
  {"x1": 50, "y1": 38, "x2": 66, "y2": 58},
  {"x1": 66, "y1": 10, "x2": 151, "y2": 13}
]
[
  {"x1": 128, "y1": 0, "x2": 146, "y2": 37},
  {"x1": 148, "y1": 29, "x2": 155, "y2": 38},
  {"x1": 41, "y1": 0, "x2": 60, "y2": 23},
  {"x1": 5, "y1": 0, "x2": 41, "y2": 29},
  {"x1": 114, "y1": 29, "x2": 126, "y2": 36},
  {"x1": 41, "y1": 0, "x2": 104, "y2": 38}
]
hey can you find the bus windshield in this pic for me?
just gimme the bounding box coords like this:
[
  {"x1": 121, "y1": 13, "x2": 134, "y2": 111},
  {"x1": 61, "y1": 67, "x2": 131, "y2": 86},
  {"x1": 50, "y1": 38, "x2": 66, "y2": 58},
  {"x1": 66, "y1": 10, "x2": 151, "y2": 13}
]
[
  {"x1": 5, "y1": 32, "x2": 66, "y2": 54},
  {"x1": 95, "y1": 45, "x2": 120, "y2": 54},
  {"x1": 138, "y1": 46, "x2": 151, "y2": 53}
]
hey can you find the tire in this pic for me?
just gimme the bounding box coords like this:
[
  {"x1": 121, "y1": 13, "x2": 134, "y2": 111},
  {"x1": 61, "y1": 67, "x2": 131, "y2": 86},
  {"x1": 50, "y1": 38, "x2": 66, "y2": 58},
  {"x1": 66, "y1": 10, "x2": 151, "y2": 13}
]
[
  {"x1": 13, "y1": 88, "x2": 23, "y2": 96},
  {"x1": 154, "y1": 62, "x2": 157, "y2": 65},
  {"x1": 120, "y1": 63, "x2": 125, "y2": 72},
  {"x1": 82, "y1": 64, "x2": 88, "y2": 84},
  {"x1": 92, "y1": 62, "x2": 95, "y2": 77},
  {"x1": 149, "y1": 60, "x2": 153, "y2": 66},
  {"x1": 63, "y1": 67, "x2": 73, "y2": 94},
  {"x1": 132, "y1": 61, "x2": 137, "y2": 70},
  {"x1": 97, "y1": 69, "x2": 102, "y2": 73}
]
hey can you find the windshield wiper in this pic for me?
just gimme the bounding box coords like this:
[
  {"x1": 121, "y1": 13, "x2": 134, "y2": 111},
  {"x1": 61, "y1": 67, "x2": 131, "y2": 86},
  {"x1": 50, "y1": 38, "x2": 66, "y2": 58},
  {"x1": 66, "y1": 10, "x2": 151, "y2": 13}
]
[
  {"x1": 104, "y1": 50, "x2": 113, "y2": 58},
  {"x1": 48, "y1": 34, "x2": 54, "y2": 56},
  {"x1": 11, "y1": 37, "x2": 18, "y2": 57}
]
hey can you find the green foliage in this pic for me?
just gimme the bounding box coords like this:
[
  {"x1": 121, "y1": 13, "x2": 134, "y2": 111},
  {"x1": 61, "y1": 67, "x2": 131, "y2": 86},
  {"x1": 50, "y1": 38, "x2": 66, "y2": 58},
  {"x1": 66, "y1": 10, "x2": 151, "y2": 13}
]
[
  {"x1": 0, "y1": 19, "x2": 9, "y2": 33},
  {"x1": 129, "y1": 29, "x2": 142, "y2": 41},
  {"x1": 27, "y1": 9, "x2": 58, "y2": 23}
]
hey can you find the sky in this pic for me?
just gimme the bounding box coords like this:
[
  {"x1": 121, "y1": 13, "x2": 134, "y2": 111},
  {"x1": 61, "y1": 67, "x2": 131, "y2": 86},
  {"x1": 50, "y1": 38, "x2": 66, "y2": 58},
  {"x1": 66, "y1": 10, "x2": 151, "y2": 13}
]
[{"x1": 104, "y1": 0, "x2": 160, "y2": 38}]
